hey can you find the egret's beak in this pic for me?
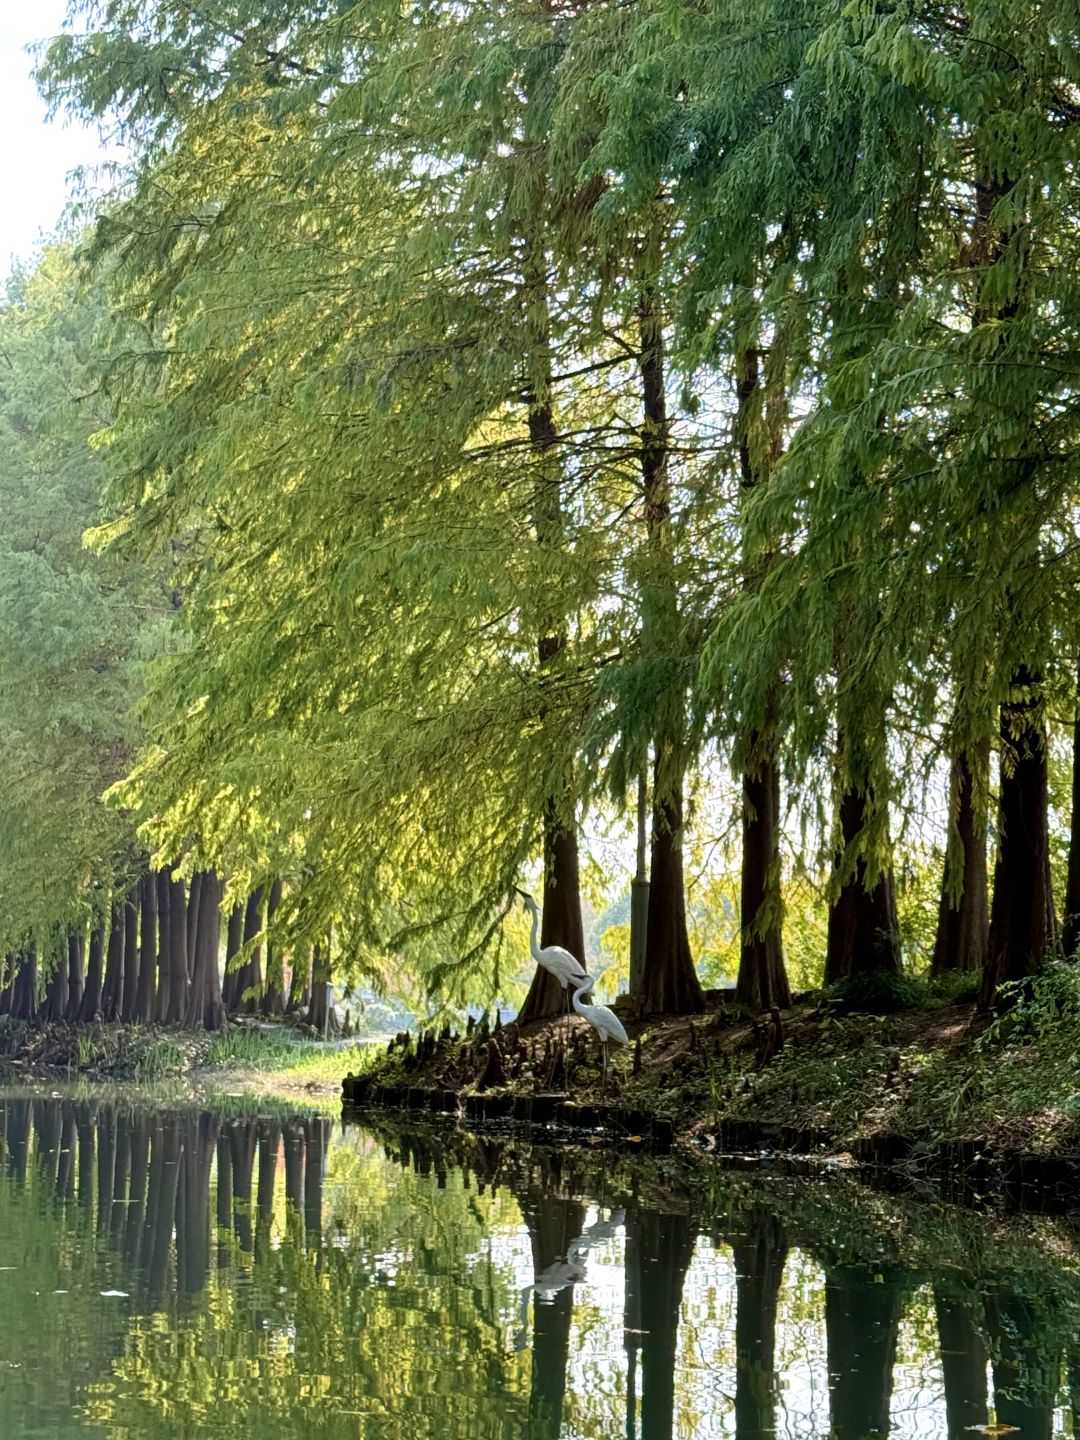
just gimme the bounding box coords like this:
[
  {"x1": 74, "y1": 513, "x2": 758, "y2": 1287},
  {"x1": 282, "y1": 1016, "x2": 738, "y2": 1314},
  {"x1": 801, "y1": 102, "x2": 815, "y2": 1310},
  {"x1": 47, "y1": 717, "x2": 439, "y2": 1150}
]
[{"x1": 513, "y1": 886, "x2": 532, "y2": 902}]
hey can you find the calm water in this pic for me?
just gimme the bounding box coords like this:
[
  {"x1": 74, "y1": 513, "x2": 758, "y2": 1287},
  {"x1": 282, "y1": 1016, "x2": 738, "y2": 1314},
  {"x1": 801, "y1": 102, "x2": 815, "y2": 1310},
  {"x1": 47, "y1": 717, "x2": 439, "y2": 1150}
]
[{"x1": 0, "y1": 1089, "x2": 1076, "y2": 1438}]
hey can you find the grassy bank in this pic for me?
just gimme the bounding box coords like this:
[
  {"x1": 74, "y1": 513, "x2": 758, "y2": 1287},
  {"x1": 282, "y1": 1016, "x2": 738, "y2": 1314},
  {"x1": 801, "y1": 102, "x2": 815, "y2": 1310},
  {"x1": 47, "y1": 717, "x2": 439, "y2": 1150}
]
[{"x1": 0, "y1": 1016, "x2": 378, "y2": 1101}]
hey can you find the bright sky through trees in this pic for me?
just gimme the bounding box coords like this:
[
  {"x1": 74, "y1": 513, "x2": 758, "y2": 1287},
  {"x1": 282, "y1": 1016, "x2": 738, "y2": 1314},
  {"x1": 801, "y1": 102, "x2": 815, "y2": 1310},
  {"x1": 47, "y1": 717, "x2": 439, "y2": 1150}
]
[{"x1": 0, "y1": 2, "x2": 113, "y2": 267}]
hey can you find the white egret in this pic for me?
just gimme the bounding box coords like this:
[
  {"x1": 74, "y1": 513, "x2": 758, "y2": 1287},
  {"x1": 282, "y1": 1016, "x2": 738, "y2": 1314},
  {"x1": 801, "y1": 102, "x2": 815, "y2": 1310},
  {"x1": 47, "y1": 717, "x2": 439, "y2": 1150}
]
[
  {"x1": 515, "y1": 888, "x2": 589, "y2": 992},
  {"x1": 571, "y1": 973, "x2": 629, "y2": 1097},
  {"x1": 514, "y1": 889, "x2": 590, "y2": 1064}
]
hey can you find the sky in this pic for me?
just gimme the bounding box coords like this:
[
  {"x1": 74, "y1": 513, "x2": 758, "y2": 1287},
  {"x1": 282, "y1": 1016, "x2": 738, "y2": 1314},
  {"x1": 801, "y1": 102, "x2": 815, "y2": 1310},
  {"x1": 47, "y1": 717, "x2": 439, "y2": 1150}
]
[{"x1": 0, "y1": 1, "x2": 118, "y2": 271}]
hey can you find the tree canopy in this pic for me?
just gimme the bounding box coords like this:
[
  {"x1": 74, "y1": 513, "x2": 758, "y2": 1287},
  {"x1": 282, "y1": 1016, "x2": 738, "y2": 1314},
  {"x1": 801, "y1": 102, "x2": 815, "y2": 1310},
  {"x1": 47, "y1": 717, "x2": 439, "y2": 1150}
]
[{"x1": 0, "y1": 0, "x2": 1077, "y2": 1021}]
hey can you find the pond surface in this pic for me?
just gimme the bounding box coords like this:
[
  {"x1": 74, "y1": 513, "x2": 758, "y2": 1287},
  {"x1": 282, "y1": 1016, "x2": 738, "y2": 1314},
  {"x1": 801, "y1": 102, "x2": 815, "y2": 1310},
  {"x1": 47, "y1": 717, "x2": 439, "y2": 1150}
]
[{"x1": 0, "y1": 1088, "x2": 1076, "y2": 1439}]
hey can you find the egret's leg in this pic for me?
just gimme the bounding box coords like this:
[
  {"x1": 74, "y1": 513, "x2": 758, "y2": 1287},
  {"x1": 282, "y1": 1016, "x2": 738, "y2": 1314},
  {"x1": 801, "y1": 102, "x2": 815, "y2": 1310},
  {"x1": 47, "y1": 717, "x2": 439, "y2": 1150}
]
[
  {"x1": 564, "y1": 985, "x2": 574, "y2": 1085},
  {"x1": 601, "y1": 1044, "x2": 608, "y2": 1101}
]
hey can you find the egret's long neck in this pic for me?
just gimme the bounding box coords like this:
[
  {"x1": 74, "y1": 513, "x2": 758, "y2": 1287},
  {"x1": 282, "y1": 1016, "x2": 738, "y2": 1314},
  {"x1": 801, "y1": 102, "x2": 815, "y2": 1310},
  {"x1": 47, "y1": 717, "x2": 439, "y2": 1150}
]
[
  {"x1": 571, "y1": 980, "x2": 590, "y2": 1017},
  {"x1": 527, "y1": 902, "x2": 542, "y2": 962}
]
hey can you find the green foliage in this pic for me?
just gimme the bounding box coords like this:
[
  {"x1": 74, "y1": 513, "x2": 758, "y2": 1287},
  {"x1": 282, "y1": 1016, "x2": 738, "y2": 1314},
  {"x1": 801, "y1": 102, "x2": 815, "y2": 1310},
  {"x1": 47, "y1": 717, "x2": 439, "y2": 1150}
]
[
  {"x1": 4, "y1": 0, "x2": 1078, "y2": 1021},
  {"x1": 0, "y1": 247, "x2": 161, "y2": 953},
  {"x1": 822, "y1": 969, "x2": 929, "y2": 1017}
]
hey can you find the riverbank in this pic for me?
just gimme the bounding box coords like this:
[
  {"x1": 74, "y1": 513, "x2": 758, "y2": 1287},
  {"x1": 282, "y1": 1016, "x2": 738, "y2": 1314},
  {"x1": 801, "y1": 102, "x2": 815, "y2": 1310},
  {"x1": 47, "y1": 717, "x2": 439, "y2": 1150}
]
[
  {"x1": 0, "y1": 1015, "x2": 375, "y2": 1102},
  {"x1": 343, "y1": 967, "x2": 1080, "y2": 1195},
  {"x1": 6, "y1": 966, "x2": 1080, "y2": 1194}
]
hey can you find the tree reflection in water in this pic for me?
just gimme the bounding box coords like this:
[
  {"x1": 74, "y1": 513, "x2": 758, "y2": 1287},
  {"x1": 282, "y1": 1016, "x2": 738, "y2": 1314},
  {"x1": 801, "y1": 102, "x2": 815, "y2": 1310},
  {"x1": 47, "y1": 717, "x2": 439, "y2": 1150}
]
[{"x1": 0, "y1": 1092, "x2": 1079, "y2": 1438}]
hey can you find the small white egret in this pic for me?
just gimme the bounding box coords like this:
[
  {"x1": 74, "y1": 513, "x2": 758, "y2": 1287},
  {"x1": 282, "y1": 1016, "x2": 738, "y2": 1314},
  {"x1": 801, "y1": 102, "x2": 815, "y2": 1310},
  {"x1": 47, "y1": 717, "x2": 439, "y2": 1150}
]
[{"x1": 571, "y1": 973, "x2": 629, "y2": 1097}]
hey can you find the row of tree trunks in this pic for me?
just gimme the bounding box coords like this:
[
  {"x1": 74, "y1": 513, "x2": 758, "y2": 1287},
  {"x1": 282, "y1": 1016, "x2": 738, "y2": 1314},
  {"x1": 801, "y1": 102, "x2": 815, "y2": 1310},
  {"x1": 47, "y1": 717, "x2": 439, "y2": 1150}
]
[
  {"x1": 518, "y1": 243, "x2": 710, "y2": 1025},
  {"x1": 1, "y1": 867, "x2": 235, "y2": 1030}
]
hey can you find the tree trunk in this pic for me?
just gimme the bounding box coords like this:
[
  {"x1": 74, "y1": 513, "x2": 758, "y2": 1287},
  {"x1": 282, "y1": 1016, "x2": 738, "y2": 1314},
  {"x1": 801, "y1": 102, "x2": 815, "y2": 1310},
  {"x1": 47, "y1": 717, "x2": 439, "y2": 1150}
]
[
  {"x1": 176, "y1": 1113, "x2": 217, "y2": 1294},
  {"x1": 738, "y1": 745, "x2": 791, "y2": 1010},
  {"x1": 165, "y1": 871, "x2": 189, "y2": 1025},
  {"x1": 283, "y1": 1120, "x2": 304, "y2": 1217},
  {"x1": 521, "y1": 1194, "x2": 587, "y2": 1440},
  {"x1": 135, "y1": 872, "x2": 158, "y2": 1023},
  {"x1": 121, "y1": 890, "x2": 140, "y2": 1022},
  {"x1": 514, "y1": 207, "x2": 587, "y2": 1028},
  {"x1": 825, "y1": 1264, "x2": 906, "y2": 1438},
  {"x1": 735, "y1": 344, "x2": 790, "y2": 1014},
  {"x1": 10, "y1": 950, "x2": 38, "y2": 1022},
  {"x1": 124, "y1": 1112, "x2": 151, "y2": 1266},
  {"x1": 825, "y1": 786, "x2": 901, "y2": 983},
  {"x1": 732, "y1": 1213, "x2": 788, "y2": 1440},
  {"x1": 65, "y1": 928, "x2": 84, "y2": 1021},
  {"x1": 643, "y1": 759, "x2": 705, "y2": 1015},
  {"x1": 262, "y1": 879, "x2": 285, "y2": 1015},
  {"x1": 303, "y1": 1115, "x2": 325, "y2": 1245},
  {"x1": 305, "y1": 941, "x2": 331, "y2": 1036},
  {"x1": 628, "y1": 1205, "x2": 696, "y2": 1440},
  {"x1": 235, "y1": 886, "x2": 265, "y2": 1016},
  {"x1": 981, "y1": 668, "x2": 1054, "y2": 1007},
  {"x1": 638, "y1": 280, "x2": 703, "y2": 1018},
  {"x1": 629, "y1": 769, "x2": 649, "y2": 999},
  {"x1": 222, "y1": 902, "x2": 245, "y2": 1012},
  {"x1": 153, "y1": 870, "x2": 171, "y2": 1023},
  {"x1": 185, "y1": 871, "x2": 226, "y2": 1030},
  {"x1": 932, "y1": 746, "x2": 990, "y2": 975},
  {"x1": 985, "y1": 1289, "x2": 1059, "y2": 1440},
  {"x1": 186, "y1": 871, "x2": 203, "y2": 982},
  {"x1": 41, "y1": 950, "x2": 68, "y2": 1024},
  {"x1": 77, "y1": 918, "x2": 106, "y2": 1022},
  {"x1": 216, "y1": 1130, "x2": 234, "y2": 1266},
  {"x1": 57, "y1": 1108, "x2": 76, "y2": 1200},
  {"x1": 96, "y1": 1103, "x2": 115, "y2": 1234},
  {"x1": 1064, "y1": 660, "x2": 1080, "y2": 959},
  {"x1": 144, "y1": 1116, "x2": 180, "y2": 1308},
  {"x1": 100, "y1": 898, "x2": 126, "y2": 1021},
  {"x1": 230, "y1": 1122, "x2": 256, "y2": 1254},
  {"x1": 255, "y1": 1119, "x2": 279, "y2": 1261},
  {"x1": 287, "y1": 947, "x2": 312, "y2": 1016}
]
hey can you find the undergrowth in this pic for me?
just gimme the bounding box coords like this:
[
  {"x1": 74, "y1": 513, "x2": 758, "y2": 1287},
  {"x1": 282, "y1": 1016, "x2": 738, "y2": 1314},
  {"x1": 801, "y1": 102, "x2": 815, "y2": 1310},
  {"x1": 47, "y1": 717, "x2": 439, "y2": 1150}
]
[{"x1": 734, "y1": 963, "x2": 1080, "y2": 1154}]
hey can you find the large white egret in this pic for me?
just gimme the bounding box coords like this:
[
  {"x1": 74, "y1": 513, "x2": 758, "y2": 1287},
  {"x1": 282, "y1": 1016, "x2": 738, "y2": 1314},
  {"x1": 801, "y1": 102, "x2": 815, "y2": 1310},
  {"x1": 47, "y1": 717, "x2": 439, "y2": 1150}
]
[
  {"x1": 514, "y1": 889, "x2": 590, "y2": 1056},
  {"x1": 570, "y1": 973, "x2": 629, "y2": 1097}
]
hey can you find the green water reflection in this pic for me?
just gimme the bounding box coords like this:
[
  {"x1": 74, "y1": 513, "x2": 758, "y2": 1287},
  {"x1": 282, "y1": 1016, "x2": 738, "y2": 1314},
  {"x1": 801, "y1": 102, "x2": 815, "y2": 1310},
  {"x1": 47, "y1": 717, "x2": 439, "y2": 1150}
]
[{"x1": 0, "y1": 1090, "x2": 1078, "y2": 1438}]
